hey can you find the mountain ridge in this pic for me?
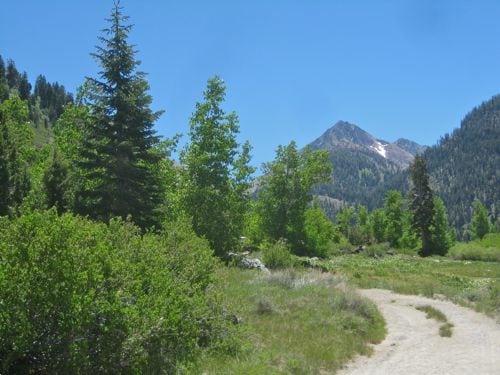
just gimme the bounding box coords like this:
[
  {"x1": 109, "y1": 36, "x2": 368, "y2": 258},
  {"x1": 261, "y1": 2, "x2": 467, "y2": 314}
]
[{"x1": 309, "y1": 121, "x2": 423, "y2": 169}]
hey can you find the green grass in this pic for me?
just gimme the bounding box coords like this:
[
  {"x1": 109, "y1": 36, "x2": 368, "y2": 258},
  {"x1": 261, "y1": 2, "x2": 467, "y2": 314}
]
[
  {"x1": 439, "y1": 322, "x2": 454, "y2": 337},
  {"x1": 313, "y1": 254, "x2": 500, "y2": 319},
  {"x1": 416, "y1": 305, "x2": 447, "y2": 322},
  {"x1": 201, "y1": 267, "x2": 386, "y2": 374},
  {"x1": 416, "y1": 305, "x2": 454, "y2": 337},
  {"x1": 448, "y1": 234, "x2": 500, "y2": 262}
]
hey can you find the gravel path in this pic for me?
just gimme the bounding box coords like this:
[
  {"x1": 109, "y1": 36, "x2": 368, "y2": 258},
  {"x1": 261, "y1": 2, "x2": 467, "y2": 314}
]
[{"x1": 338, "y1": 289, "x2": 500, "y2": 375}]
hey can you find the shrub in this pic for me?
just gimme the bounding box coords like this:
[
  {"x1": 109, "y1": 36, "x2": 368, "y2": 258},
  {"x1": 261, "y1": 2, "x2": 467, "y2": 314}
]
[
  {"x1": 362, "y1": 243, "x2": 390, "y2": 258},
  {"x1": 478, "y1": 233, "x2": 500, "y2": 248},
  {"x1": 329, "y1": 235, "x2": 353, "y2": 256},
  {"x1": 448, "y1": 241, "x2": 500, "y2": 262},
  {"x1": 304, "y1": 206, "x2": 336, "y2": 257},
  {"x1": 0, "y1": 211, "x2": 232, "y2": 374},
  {"x1": 262, "y1": 239, "x2": 292, "y2": 269}
]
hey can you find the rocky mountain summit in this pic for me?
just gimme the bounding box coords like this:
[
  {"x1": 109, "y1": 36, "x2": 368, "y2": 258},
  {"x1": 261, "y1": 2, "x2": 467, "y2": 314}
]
[{"x1": 309, "y1": 121, "x2": 422, "y2": 168}]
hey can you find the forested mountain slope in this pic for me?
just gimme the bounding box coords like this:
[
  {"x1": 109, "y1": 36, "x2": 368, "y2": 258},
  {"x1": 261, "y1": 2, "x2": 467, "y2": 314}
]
[
  {"x1": 0, "y1": 55, "x2": 73, "y2": 145},
  {"x1": 309, "y1": 121, "x2": 425, "y2": 216},
  {"x1": 421, "y1": 95, "x2": 500, "y2": 235}
]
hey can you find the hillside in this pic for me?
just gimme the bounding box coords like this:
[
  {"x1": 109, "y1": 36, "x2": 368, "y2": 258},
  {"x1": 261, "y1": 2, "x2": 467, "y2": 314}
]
[
  {"x1": 0, "y1": 55, "x2": 73, "y2": 145},
  {"x1": 421, "y1": 95, "x2": 500, "y2": 236}
]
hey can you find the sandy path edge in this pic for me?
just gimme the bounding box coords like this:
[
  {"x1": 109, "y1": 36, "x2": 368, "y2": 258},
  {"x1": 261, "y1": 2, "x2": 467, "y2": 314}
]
[{"x1": 337, "y1": 289, "x2": 500, "y2": 375}]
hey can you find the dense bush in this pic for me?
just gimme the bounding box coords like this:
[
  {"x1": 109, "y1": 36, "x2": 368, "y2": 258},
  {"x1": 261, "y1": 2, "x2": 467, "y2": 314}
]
[
  {"x1": 262, "y1": 239, "x2": 293, "y2": 269},
  {"x1": 362, "y1": 242, "x2": 391, "y2": 258},
  {"x1": 304, "y1": 206, "x2": 337, "y2": 257},
  {"x1": 0, "y1": 210, "x2": 233, "y2": 374},
  {"x1": 448, "y1": 241, "x2": 500, "y2": 262}
]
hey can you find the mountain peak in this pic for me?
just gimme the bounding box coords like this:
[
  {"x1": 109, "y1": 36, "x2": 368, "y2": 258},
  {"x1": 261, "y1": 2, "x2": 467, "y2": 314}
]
[
  {"x1": 310, "y1": 121, "x2": 378, "y2": 149},
  {"x1": 309, "y1": 120, "x2": 421, "y2": 168},
  {"x1": 394, "y1": 138, "x2": 428, "y2": 156}
]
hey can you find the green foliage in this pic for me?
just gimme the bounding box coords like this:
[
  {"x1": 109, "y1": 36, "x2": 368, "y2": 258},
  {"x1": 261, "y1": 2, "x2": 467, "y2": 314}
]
[
  {"x1": 202, "y1": 268, "x2": 385, "y2": 373},
  {"x1": 420, "y1": 95, "x2": 500, "y2": 234},
  {"x1": 303, "y1": 205, "x2": 336, "y2": 257},
  {"x1": 429, "y1": 196, "x2": 452, "y2": 255},
  {"x1": 315, "y1": 254, "x2": 500, "y2": 319},
  {"x1": 448, "y1": 234, "x2": 500, "y2": 262},
  {"x1": 76, "y1": 3, "x2": 164, "y2": 229},
  {"x1": 0, "y1": 210, "x2": 232, "y2": 373},
  {"x1": 383, "y1": 190, "x2": 405, "y2": 247},
  {"x1": 243, "y1": 201, "x2": 264, "y2": 246},
  {"x1": 0, "y1": 96, "x2": 33, "y2": 215},
  {"x1": 409, "y1": 156, "x2": 434, "y2": 256},
  {"x1": 256, "y1": 141, "x2": 332, "y2": 254},
  {"x1": 370, "y1": 208, "x2": 387, "y2": 243},
  {"x1": 336, "y1": 206, "x2": 355, "y2": 240},
  {"x1": 362, "y1": 242, "x2": 390, "y2": 258},
  {"x1": 262, "y1": 239, "x2": 293, "y2": 269},
  {"x1": 478, "y1": 232, "x2": 500, "y2": 248},
  {"x1": 42, "y1": 146, "x2": 70, "y2": 213},
  {"x1": 471, "y1": 200, "x2": 490, "y2": 240},
  {"x1": 0, "y1": 55, "x2": 73, "y2": 144},
  {"x1": 399, "y1": 209, "x2": 420, "y2": 250},
  {"x1": 180, "y1": 76, "x2": 254, "y2": 257}
]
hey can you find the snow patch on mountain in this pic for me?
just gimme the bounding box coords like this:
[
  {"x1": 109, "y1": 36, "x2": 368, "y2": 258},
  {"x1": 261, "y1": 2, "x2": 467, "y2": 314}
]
[{"x1": 370, "y1": 141, "x2": 387, "y2": 158}]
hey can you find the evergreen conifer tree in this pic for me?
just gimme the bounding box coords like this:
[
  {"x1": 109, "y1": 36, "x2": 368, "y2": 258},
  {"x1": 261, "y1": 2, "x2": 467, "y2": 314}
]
[
  {"x1": 0, "y1": 117, "x2": 10, "y2": 215},
  {"x1": 429, "y1": 196, "x2": 452, "y2": 255},
  {"x1": 77, "y1": 2, "x2": 163, "y2": 228},
  {"x1": 471, "y1": 200, "x2": 490, "y2": 239},
  {"x1": 409, "y1": 155, "x2": 434, "y2": 256},
  {"x1": 43, "y1": 147, "x2": 70, "y2": 213},
  {"x1": 0, "y1": 56, "x2": 8, "y2": 102}
]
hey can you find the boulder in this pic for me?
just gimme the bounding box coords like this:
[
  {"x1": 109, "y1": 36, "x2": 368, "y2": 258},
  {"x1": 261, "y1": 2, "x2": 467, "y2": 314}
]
[{"x1": 227, "y1": 252, "x2": 270, "y2": 273}]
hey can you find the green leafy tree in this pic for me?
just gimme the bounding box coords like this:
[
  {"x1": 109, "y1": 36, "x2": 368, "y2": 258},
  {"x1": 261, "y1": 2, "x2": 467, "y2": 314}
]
[
  {"x1": 304, "y1": 204, "x2": 336, "y2": 257},
  {"x1": 77, "y1": 2, "x2": 164, "y2": 228},
  {"x1": 471, "y1": 199, "x2": 490, "y2": 239},
  {"x1": 384, "y1": 190, "x2": 405, "y2": 247},
  {"x1": 370, "y1": 208, "x2": 387, "y2": 243},
  {"x1": 336, "y1": 206, "x2": 355, "y2": 241},
  {"x1": 399, "y1": 209, "x2": 419, "y2": 249},
  {"x1": 257, "y1": 141, "x2": 331, "y2": 254},
  {"x1": 429, "y1": 196, "x2": 452, "y2": 255},
  {"x1": 409, "y1": 156, "x2": 434, "y2": 256},
  {"x1": 180, "y1": 76, "x2": 254, "y2": 257}
]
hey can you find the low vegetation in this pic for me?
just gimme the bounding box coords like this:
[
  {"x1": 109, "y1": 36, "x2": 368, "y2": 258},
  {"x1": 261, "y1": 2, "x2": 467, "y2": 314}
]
[
  {"x1": 448, "y1": 233, "x2": 500, "y2": 262},
  {"x1": 416, "y1": 305, "x2": 454, "y2": 337},
  {"x1": 201, "y1": 267, "x2": 386, "y2": 374},
  {"x1": 311, "y1": 254, "x2": 500, "y2": 319},
  {"x1": 0, "y1": 210, "x2": 236, "y2": 374}
]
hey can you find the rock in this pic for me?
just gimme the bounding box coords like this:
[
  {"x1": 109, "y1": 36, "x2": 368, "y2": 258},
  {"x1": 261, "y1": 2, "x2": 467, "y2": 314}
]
[{"x1": 227, "y1": 252, "x2": 270, "y2": 273}]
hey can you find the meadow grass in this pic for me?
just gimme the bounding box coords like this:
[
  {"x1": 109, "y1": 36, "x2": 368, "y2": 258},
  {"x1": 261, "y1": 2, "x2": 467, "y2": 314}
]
[
  {"x1": 201, "y1": 267, "x2": 386, "y2": 374},
  {"x1": 316, "y1": 254, "x2": 500, "y2": 319}
]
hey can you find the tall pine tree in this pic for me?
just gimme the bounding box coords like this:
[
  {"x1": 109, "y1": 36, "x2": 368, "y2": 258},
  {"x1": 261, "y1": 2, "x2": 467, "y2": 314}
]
[
  {"x1": 77, "y1": 1, "x2": 163, "y2": 228},
  {"x1": 471, "y1": 200, "x2": 490, "y2": 239},
  {"x1": 409, "y1": 155, "x2": 434, "y2": 256}
]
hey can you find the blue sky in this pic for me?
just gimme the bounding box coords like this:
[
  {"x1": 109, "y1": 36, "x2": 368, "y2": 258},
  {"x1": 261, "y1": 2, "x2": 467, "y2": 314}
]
[{"x1": 1, "y1": 0, "x2": 500, "y2": 167}]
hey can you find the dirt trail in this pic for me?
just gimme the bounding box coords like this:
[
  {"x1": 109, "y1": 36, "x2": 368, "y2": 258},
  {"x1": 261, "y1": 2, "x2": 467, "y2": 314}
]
[{"x1": 338, "y1": 289, "x2": 500, "y2": 375}]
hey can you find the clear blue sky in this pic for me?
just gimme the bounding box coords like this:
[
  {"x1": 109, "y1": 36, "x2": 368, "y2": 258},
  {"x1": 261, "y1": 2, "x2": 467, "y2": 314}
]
[{"x1": 1, "y1": 0, "x2": 500, "y2": 167}]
